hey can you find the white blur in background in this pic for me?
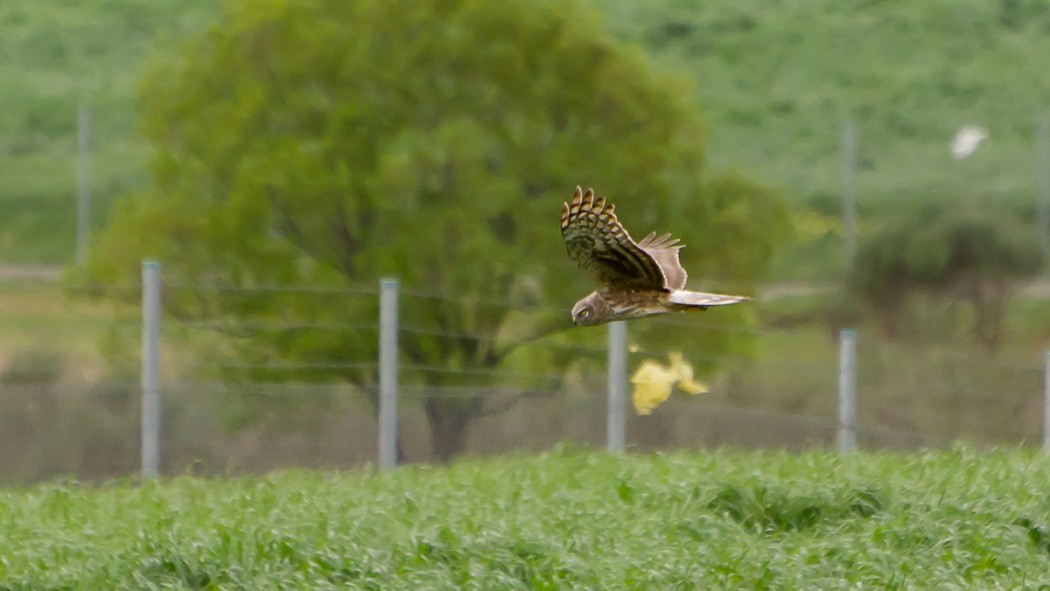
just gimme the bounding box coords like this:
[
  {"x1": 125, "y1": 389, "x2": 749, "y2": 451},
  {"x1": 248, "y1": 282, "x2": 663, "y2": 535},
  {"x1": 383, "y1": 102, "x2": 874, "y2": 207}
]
[{"x1": 951, "y1": 125, "x2": 988, "y2": 159}]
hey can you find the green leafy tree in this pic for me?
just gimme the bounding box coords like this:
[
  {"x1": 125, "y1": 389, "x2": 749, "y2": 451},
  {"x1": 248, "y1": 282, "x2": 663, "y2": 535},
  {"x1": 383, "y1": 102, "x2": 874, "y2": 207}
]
[
  {"x1": 853, "y1": 200, "x2": 1042, "y2": 349},
  {"x1": 78, "y1": 0, "x2": 786, "y2": 460}
]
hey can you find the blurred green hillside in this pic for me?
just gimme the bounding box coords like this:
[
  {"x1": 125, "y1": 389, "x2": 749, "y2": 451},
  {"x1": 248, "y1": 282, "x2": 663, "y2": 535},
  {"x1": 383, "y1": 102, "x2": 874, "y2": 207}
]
[
  {"x1": 594, "y1": 0, "x2": 1050, "y2": 201},
  {"x1": 0, "y1": 0, "x2": 219, "y2": 263},
  {"x1": 3, "y1": 0, "x2": 1049, "y2": 271}
]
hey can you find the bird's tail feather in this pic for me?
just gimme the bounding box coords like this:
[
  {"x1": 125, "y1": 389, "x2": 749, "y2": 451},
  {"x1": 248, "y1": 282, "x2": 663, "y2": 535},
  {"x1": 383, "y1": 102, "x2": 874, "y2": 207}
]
[{"x1": 668, "y1": 290, "x2": 750, "y2": 309}]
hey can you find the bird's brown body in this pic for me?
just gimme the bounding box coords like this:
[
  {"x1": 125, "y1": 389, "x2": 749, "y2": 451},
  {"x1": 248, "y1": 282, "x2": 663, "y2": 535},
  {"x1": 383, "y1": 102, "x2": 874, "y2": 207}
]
[{"x1": 560, "y1": 186, "x2": 749, "y2": 326}]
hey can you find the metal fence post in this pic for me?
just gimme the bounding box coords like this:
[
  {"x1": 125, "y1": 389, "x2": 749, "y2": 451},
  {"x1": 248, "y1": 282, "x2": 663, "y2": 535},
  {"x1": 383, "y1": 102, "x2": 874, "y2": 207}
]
[
  {"x1": 76, "y1": 104, "x2": 92, "y2": 266},
  {"x1": 607, "y1": 321, "x2": 627, "y2": 452},
  {"x1": 841, "y1": 118, "x2": 858, "y2": 274},
  {"x1": 378, "y1": 278, "x2": 399, "y2": 470},
  {"x1": 141, "y1": 260, "x2": 161, "y2": 478},
  {"x1": 1044, "y1": 350, "x2": 1050, "y2": 452},
  {"x1": 838, "y1": 328, "x2": 857, "y2": 453},
  {"x1": 1037, "y1": 114, "x2": 1049, "y2": 256}
]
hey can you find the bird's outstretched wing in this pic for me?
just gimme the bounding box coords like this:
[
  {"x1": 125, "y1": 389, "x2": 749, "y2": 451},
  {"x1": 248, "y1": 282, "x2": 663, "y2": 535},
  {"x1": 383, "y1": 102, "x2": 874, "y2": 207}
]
[
  {"x1": 637, "y1": 231, "x2": 688, "y2": 291},
  {"x1": 561, "y1": 186, "x2": 673, "y2": 291}
]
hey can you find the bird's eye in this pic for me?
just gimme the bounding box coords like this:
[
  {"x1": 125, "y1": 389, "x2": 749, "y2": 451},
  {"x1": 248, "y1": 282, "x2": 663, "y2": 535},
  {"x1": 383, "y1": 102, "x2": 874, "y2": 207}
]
[{"x1": 579, "y1": 309, "x2": 589, "y2": 317}]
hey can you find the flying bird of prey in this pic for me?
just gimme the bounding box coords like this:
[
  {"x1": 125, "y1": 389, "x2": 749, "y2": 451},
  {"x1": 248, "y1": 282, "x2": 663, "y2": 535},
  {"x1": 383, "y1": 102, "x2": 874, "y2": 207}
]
[{"x1": 561, "y1": 186, "x2": 750, "y2": 326}]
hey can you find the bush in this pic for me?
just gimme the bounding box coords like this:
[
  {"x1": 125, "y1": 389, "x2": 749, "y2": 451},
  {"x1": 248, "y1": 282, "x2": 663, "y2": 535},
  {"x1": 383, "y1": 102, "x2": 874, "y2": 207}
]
[
  {"x1": 0, "y1": 348, "x2": 64, "y2": 385},
  {"x1": 852, "y1": 199, "x2": 1043, "y2": 348}
]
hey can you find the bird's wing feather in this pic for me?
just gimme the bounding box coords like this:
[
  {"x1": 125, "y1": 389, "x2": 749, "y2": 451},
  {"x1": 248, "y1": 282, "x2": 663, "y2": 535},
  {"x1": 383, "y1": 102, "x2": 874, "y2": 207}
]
[
  {"x1": 668, "y1": 290, "x2": 750, "y2": 308},
  {"x1": 637, "y1": 231, "x2": 688, "y2": 291},
  {"x1": 561, "y1": 187, "x2": 667, "y2": 291}
]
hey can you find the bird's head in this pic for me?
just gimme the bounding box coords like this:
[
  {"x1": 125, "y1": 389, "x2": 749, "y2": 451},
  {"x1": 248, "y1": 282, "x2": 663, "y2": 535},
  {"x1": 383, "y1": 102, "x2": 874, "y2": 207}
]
[{"x1": 571, "y1": 292, "x2": 604, "y2": 327}]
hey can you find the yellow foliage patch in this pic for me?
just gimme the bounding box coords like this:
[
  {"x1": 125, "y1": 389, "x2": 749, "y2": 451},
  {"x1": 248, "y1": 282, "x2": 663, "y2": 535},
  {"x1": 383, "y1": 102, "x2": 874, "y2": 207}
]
[{"x1": 630, "y1": 352, "x2": 708, "y2": 415}]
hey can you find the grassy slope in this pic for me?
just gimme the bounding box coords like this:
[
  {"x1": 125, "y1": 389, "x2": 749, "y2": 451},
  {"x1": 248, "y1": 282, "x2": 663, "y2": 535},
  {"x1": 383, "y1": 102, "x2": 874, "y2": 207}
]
[
  {"x1": 0, "y1": 0, "x2": 219, "y2": 263},
  {"x1": 2, "y1": 450, "x2": 1050, "y2": 589},
  {"x1": 592, "y1": 0, "x2": 1050, "y2": 202},
  {"x1": 4, "y1": 0, "x2": 1050, "y2": 264},
  {"x1": 588, "y1": 0, "x2": 1050, "y2": 280}
]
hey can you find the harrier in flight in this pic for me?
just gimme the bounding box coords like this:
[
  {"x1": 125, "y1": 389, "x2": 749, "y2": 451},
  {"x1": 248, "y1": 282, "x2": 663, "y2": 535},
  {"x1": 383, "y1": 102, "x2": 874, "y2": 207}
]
[{"x1": 561, "y1": 186, "x2": 749, "y2": 326}]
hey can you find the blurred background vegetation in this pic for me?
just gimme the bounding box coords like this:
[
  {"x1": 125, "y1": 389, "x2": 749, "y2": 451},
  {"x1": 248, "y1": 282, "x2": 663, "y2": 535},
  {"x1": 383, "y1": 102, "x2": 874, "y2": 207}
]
[
  {"x1": 5, "y1": 0, "x2": 1050, "y2": 271},
  {"x1": 2, "y1": 0, "x2": 1050, "y2": 472}
]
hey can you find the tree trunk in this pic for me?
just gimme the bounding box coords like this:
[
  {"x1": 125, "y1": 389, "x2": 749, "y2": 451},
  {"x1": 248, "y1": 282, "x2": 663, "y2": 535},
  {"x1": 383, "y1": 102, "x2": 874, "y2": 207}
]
[
  {"x1": 422, "y1": 391, "x2": 481, "y2": 462},
  {"x1": 970, "y1": 281, "x2": 1007, "y2": 351}
]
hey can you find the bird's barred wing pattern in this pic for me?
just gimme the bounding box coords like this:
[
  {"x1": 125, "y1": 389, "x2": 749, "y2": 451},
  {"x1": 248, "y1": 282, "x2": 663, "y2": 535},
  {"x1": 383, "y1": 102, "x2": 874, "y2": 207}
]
[
  {"x1": 561, "y1": 187, "x2": 667, "y2": 291},
  {"x1": 637, "y1": 231, "x2": 688, "y2": 291}
]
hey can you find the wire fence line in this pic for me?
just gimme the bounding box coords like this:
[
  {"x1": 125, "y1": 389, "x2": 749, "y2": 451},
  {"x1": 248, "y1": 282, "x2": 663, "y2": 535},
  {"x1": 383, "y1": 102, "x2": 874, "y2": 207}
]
[{"x1": 1, "y1": 265, "x2": 1049, "y2": 484}]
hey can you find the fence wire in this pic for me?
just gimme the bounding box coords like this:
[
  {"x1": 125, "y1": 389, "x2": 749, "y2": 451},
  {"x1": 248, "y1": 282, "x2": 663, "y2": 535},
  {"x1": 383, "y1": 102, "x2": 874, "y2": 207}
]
[{"x1": 0, "y1": 279, "x2": 1046, "y2": 485}]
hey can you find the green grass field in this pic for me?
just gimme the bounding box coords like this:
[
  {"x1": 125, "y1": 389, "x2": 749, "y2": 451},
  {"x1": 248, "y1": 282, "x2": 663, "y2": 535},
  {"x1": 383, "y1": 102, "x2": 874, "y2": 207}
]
[{"x1": 3, "y1": 449, "x2": 1050, "y2": 589}]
